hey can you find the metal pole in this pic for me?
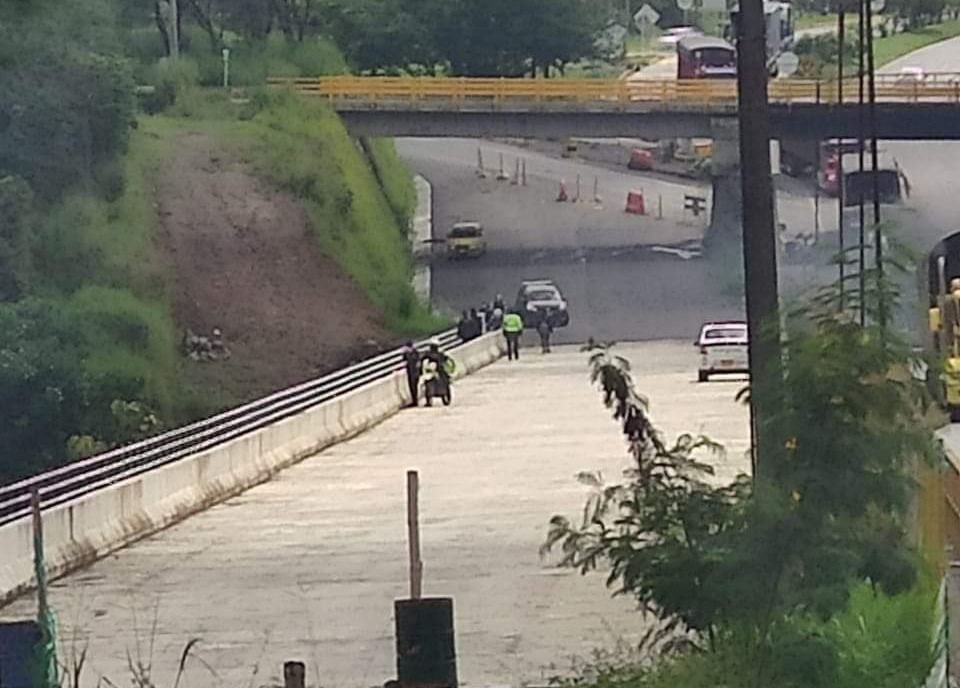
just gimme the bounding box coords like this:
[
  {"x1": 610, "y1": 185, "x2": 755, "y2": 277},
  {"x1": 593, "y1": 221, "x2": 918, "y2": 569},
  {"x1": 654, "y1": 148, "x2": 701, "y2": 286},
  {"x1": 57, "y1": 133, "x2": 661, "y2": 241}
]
[
  {"x1": 736, "y1": 0, "x2": 783, "y2": 478},
  {"x1": 865, "y1": 0, "x2": 884, "y2": 324},
  {"x1": 814, "y1": 140, "x2": 820, "y2": 242},
  {"x1": 838, "y1": 9, "x2": 846, "y2": 310},
  {"x1": 222, "y1": 48, "x2": 230, "y2": 89},
  {"x1": 857, "y1": 0, "x2": 866, "y2": 326}
]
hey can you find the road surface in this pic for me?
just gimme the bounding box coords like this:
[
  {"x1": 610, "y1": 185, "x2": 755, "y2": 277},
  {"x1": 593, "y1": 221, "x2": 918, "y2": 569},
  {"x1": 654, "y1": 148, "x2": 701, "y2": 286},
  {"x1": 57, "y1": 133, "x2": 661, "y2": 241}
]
[{"x1": 0, "y1": 343, "x2": 750, "y2": 688}]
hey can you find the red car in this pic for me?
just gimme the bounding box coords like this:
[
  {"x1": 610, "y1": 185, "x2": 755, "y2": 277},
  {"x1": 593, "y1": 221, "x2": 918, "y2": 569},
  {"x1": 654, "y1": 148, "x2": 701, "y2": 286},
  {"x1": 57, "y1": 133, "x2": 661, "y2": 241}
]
[{"x1": 628, "y1": 148, "x2": 654, "y2": 171}]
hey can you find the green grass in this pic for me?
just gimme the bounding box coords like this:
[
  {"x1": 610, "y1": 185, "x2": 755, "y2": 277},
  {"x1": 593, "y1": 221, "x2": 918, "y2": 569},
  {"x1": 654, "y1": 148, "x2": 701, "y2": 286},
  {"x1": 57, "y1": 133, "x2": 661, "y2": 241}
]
[
  {"x1": 363, "y1": 137, "x2": 418, "y2": 226},
  {"x1": 155, "y1": 91, "x2": 444, "y2": 334},
  {"x1": 796, "y1": 10, "x2": 840, "y2": 30},
  {"x1": 874, "y1": 19, "x2": 960, "y2": 65}
]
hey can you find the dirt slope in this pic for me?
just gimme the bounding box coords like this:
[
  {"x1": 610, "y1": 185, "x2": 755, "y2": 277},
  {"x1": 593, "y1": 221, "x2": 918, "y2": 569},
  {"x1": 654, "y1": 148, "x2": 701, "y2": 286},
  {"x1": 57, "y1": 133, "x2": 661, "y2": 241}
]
[{"x1": 154, "y1": 131, "x2": 391, "y2": 402}]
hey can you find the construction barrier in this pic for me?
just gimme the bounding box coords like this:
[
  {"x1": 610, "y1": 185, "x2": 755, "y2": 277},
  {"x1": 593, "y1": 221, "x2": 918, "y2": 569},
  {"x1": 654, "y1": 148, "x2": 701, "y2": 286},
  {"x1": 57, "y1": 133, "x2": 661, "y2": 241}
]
[{"x1": 625, "y1": 190, "x2": 646, "y2": 215}]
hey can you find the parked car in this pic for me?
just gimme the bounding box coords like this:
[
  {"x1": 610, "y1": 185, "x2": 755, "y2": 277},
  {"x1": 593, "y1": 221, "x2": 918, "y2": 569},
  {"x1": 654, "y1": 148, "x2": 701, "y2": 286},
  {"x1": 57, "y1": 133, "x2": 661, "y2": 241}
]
[
  {"x1": 628, "y1": 148, "x2": 654, "y2": 171},
  {"x1": 446, "y1": 222, "x2": 486, "y2": 259},
  {"x1": 515, "y1": 279, "x2": 570, "y2": 328},
  {"x1": 695, "y1": 321, "x2": 748, "y2": 382}
]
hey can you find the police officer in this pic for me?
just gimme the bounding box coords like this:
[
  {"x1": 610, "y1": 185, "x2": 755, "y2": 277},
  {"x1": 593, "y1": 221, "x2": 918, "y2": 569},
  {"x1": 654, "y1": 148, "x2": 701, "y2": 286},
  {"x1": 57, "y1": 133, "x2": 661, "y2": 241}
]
[
  {"x1": 401, "y1": 341, "x2": 420, "y2": 407},
  {"x1": 502, "y1": 310, "x2": 524, "y2": 361}
]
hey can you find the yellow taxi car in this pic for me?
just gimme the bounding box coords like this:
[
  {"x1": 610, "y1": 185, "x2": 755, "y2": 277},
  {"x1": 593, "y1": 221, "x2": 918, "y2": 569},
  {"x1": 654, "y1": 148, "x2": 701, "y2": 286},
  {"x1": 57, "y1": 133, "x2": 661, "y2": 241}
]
[{"x1": 446, "y1": 222, "x2": 486, "y2": 259}]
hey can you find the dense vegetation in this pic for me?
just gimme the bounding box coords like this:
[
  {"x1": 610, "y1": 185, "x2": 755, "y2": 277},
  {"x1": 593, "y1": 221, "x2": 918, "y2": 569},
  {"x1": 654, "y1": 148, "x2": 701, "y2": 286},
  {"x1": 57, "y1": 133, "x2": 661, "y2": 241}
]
[
  {"x1": 544, "y1": 242, "x2": 944, "y2": 686},
  {"x1": 117, "y1": 0, "x2": 601, "y2": 77},
  {"x1": 0, "y1": 0, "x2": 434, "y2": 484}
]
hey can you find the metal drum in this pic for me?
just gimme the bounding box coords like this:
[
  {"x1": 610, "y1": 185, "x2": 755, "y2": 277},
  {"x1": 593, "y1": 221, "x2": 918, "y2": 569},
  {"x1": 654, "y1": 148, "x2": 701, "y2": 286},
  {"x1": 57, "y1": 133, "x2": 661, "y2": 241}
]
[{"x1": 394, "y1": 597, "x2": 457, "y2": 688}]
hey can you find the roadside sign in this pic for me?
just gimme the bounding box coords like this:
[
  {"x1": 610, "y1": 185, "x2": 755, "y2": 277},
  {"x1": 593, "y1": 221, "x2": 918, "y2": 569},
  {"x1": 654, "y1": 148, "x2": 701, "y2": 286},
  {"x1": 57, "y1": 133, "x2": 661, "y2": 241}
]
[
  {"x1": 634, "y1": 3, "x2": 661, "y2": 29},
  {"x1": 677, "y1": 0, "x2": 695, "y2": 11},
  {"x1": 702, "y1": 0, "x2": 726, "y2": 12},
  {"x1": 871, "y1": 0, "x2": 886, "y2": 11},
  {"x1": 777, "y1": 51, "x2": 799, "y2": 77}
]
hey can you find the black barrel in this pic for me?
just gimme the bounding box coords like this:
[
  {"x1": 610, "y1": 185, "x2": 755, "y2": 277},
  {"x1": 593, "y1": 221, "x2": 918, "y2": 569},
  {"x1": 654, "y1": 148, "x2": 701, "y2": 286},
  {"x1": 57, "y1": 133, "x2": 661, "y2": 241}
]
[
  {"x1": 0, "y1": 621, "x2": 41, "y2": 688},
  {"x1": 394, "y1": 597, "x2": 458, "y2": 688}
]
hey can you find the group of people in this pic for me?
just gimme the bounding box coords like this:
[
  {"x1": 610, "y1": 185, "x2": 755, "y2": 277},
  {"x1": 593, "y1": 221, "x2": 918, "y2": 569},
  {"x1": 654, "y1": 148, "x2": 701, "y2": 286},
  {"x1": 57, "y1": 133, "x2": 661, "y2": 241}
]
[
  {"x1": 404, "y1": 293, "x2": 558, "y2": 407},
  {"x1": 456, "y1": 294, "x2": 510, "y2": 342}
]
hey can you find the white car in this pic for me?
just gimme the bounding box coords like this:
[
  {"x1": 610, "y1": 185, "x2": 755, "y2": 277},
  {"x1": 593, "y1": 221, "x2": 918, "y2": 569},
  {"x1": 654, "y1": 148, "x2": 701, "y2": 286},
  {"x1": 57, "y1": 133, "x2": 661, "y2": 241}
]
[
  {"x1": 696, "y1": 321, "x2": 749, "y2": 382},
  {"x1": 896, "y1": 66, "x2": 925, "y2": 83},
  {"x1": 657, "y1": 26, "x2": 702, "y2": 48}
]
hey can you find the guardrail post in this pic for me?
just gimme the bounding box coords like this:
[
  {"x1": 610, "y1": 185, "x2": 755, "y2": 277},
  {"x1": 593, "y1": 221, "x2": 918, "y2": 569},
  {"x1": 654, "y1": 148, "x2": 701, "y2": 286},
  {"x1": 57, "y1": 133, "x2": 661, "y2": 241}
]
[{"x1": 815, "y1": 81, "x2": 821, "y2": 105}]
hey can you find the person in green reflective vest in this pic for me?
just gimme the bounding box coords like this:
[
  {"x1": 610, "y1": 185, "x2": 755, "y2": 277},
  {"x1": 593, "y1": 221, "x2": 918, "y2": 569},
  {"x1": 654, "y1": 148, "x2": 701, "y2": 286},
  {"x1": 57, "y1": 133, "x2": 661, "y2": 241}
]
[{"x1": 502, "y1": 310, "x2": 523, "y2": 361}]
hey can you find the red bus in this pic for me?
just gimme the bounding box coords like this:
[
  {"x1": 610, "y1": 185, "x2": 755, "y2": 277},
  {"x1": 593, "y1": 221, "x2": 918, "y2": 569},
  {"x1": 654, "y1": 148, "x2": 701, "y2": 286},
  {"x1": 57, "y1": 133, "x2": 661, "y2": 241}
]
[{"x1": 676, "y1": 36, "x2": 737, "y2": 79}]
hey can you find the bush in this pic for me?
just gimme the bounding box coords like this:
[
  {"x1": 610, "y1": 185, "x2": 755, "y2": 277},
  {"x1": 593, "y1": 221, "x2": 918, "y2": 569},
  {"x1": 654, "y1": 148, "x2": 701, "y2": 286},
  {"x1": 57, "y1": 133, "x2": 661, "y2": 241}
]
[
  {"x1": 0, "y1": 48, "x2": 135, "y2": 198},
  {"x1": 139, "y1": 57, "x2": 202, "y2": 114}
]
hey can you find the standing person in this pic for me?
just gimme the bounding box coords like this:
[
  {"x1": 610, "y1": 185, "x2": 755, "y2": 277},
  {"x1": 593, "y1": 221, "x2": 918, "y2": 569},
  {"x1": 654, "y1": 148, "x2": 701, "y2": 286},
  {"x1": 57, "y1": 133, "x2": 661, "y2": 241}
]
[
  {"x1": 537, "y1": 316, "x2": 553, "y2": 354},
  {"x1": 468, "y1": 308, "x2": 482, "y2": 339},
  {"x1": 456, "y1": 311, "x2": 471, "y2": 341},
  {"x1": 488, "y1": 306, "x2": 503, "y2": 330},
  {"x1": 502, "y1": 310, "x2": 524, "y2": 361},
  {"x1": 493, "y1": 293, "x2": 506, "y2": 313},
  {"x1": 401, "y1": 341, "x2": 420, "y2": 407}
]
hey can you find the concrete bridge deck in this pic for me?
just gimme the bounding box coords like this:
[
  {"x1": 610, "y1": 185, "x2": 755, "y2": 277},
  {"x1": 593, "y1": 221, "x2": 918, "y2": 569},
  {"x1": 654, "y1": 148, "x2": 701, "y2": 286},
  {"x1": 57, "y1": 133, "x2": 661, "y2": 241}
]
[{"x1": 1, "y1": 341, "x2": 749, "y2": 688}]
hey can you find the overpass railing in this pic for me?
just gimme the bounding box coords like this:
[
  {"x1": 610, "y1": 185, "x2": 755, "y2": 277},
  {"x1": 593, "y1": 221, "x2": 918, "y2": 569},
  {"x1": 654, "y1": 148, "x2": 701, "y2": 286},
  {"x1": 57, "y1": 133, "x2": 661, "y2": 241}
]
[
  {"x1": 270, "y1": 74, "x2": 960, "y2": 106},
  {"x1": 0, "y1": 329, "x2": 463, "y2": 527}
]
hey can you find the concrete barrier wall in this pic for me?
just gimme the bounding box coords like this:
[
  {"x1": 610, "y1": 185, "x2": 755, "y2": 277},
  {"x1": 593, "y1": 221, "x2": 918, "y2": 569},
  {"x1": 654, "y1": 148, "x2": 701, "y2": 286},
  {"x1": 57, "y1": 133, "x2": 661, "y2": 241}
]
[{"x1": 0, "y1": 332, "x2": 504, "y2": 606}]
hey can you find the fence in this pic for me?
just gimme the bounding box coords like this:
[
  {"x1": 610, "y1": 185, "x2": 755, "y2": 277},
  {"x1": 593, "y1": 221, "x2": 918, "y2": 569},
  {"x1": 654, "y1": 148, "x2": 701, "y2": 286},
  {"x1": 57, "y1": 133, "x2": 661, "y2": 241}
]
[{"x1": 269, "y1": 74, "x2": 960, "y2": 106}]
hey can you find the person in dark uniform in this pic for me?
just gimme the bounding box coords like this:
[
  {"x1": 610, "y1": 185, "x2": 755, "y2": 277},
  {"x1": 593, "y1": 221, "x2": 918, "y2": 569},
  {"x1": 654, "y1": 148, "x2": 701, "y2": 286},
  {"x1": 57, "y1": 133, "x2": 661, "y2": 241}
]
[
  {"x1": 537, "y1": 316, "x2": 553, "y2": 353},
  {"x1": 401, "y1": 341, "x2": 420, "y2": 407}
]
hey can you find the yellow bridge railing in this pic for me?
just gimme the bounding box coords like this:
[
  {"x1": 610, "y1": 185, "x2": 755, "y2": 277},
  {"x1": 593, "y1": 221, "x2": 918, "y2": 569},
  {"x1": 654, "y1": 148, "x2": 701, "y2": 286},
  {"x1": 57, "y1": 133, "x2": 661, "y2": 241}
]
[{"x1": 270, "y1": 74, "x2": 960, "y2": 106}]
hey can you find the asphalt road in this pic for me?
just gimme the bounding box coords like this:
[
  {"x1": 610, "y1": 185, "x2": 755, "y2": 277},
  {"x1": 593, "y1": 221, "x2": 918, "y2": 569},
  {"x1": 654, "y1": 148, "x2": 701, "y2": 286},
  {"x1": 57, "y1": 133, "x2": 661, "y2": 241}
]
[
  {"x1": 401, "y1": 137, "x2": 830, "y2": 343},
  {"x1": 404, "y1": 37, "x2": 960, "y2": 345},
  {"x1": 0, "y1": 343, "x2": 750, "y2": 688}
]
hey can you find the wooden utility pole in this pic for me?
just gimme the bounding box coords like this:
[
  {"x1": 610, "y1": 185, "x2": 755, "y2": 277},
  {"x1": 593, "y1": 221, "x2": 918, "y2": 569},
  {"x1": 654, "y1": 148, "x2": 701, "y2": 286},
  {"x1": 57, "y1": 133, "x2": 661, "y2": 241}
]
[
  {"x1": 735, "y1": 0, "x2": 783, "y2": 477},
  {"x1": 407, "y1": 471, "x2": 423, "y2": 600}
]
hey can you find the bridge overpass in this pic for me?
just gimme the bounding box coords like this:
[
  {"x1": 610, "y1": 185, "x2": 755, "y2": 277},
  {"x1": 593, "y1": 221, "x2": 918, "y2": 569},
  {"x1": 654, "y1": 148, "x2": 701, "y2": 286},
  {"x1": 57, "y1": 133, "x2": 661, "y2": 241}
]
[
  {"x1": 273, "y1": 75, "x2": 960, "y2": 140},
  {"x1": 0, "y1": 334, "x2": 751, "y2": 686}
]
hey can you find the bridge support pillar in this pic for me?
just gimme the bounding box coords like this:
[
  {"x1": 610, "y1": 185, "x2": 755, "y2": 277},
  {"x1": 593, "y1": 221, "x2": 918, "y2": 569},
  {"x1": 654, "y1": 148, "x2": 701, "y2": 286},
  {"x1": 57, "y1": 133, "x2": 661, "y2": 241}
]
[{"x1": 706, "y1": 117, "x2": 743, "y2": 255}]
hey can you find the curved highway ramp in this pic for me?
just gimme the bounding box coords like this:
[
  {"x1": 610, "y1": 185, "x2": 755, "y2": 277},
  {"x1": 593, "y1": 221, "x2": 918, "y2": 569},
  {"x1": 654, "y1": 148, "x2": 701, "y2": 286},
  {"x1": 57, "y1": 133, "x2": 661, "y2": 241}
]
[{"x1": 1, "y1": 340, "x2": 748, "y2": 688}]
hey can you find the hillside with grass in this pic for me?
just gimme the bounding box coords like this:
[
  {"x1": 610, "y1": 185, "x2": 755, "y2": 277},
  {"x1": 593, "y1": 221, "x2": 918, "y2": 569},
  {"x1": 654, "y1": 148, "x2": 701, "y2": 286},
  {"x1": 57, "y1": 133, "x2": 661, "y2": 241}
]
[{"x1": 0, "y1": 1, "x2": 441, "y2": 484}]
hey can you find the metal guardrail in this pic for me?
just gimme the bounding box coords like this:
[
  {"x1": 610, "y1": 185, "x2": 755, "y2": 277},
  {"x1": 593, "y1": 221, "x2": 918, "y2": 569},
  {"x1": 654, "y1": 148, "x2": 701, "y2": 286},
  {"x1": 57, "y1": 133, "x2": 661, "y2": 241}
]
[
  {"x1": 0, "y1": 330, "x2": 465, "y2": 527},
  {"x1": 269, "y1": 74, "x2": 960, "y2": 106}
]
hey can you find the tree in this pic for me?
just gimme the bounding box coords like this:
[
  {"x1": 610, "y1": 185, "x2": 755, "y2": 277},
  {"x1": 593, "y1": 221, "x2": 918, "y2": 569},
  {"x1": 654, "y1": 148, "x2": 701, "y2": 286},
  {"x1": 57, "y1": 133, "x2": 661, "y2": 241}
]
[
  {"x1": 0, "y1": 176, "x2": 34, "y2": 301},
  {"x1": 544, "y1": 236, "x2": 939, "y2": 685}
]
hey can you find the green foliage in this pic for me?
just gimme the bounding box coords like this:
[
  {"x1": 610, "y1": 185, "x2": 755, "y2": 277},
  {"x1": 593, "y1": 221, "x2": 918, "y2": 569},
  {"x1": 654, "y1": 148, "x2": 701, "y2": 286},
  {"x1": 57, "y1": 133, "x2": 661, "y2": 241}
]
[
  {"x1": 226, "y1": 94, "x2": 443, "y2": 332},
  {"x1": 546, "y1": 232, "x2": 940, "y2": 685},
  {"x1": 543, "y1": 344, "x2": 751, "y2": 641},
  {"x1": 220, "y1": 34, "x2": 347, "y2": 86},
  {"x1": 0, "y1": 176, "x2": 35, "y2": 301}
]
